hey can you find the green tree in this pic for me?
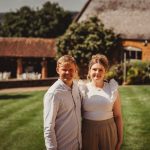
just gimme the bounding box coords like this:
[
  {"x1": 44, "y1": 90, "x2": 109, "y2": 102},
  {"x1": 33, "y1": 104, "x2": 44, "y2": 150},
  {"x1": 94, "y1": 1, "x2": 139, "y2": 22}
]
[
  {"x1": 56, "y1": 17, "x2": 122, "y2": 76},
  {"x1": 0, "y1": 2, "x2": 72, "y2": 38},
  {"x1": 0, "y1": 23, "x2": 3, "y2": 35},
  {"x1": 35, "y1": 2, "x2": 72, "y2": 38},
  {"x1": 1, "y1": 7, "x2": 35, "y2": 37}
]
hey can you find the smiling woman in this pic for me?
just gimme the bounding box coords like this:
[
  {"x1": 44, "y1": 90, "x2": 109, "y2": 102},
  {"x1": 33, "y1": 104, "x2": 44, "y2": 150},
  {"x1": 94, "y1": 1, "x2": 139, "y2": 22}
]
[{"x1": 80, "y1": 54, "x2": 123, "y2": 150}]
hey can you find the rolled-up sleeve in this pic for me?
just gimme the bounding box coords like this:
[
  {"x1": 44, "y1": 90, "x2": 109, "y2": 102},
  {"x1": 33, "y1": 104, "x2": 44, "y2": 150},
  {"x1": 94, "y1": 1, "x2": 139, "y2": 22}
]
[{"x1": 43, "y1": 92, "x2": 60, "y2": 150}]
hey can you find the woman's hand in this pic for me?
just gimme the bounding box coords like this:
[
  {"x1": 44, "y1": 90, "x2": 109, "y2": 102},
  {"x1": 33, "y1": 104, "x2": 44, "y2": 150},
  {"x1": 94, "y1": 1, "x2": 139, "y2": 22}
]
[{"x1": 115, "y1": 142, "x2": 122, "y2": 150}]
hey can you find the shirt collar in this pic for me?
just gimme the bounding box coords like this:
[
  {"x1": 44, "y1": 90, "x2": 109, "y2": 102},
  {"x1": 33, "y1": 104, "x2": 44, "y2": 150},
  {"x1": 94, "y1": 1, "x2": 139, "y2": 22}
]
[{"x1": 58, "y1": 79, "x2": 75, "y2": 91}]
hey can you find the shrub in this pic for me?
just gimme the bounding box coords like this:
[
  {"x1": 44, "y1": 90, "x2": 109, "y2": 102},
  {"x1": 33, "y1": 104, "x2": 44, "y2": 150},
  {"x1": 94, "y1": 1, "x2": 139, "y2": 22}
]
[
  {"x1": 56, "y1": 17, "x2": 122, "y2": 78},
  {"x1": 106, "y1": 61, "x2": 150, "y2": 85}
]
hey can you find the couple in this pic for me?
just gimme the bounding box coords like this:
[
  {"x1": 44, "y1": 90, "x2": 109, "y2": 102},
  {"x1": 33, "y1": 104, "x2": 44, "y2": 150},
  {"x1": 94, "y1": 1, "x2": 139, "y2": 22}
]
[{"x1": 43, "y1": 54, "x2": 123, "y2": 150}]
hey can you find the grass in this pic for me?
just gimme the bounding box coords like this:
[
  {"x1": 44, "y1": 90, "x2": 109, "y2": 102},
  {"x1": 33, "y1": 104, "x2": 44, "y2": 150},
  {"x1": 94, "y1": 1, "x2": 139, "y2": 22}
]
[
  {"x1": 119, "y1": 86, "x2": 150, "y2": 150},
  {"x1": 0, "y1": 91, "x2": 45, "y2": 150},
  {"x1": 0, "y1": 86, "x2": 150, "y2": 150}
]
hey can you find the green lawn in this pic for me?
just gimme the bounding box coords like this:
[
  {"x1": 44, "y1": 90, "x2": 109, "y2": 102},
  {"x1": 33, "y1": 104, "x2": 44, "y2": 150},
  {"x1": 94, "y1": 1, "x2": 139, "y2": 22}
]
[
  {"x1": 119, "y1": 86, "x2": 150, "y2": 150},
  {"x1": 0, "y1": 86, "x2": 149, "y2": 150}
]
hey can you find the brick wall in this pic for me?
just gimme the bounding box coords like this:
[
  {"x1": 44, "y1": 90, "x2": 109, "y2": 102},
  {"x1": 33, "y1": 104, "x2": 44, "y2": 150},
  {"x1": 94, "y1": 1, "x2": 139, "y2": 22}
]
[
  {"x1": 123, "y1": 40, "x2": 150, "y2": 61},
  {"x1": 0, "y1": 77, "x2": 58, "y2": 89}
]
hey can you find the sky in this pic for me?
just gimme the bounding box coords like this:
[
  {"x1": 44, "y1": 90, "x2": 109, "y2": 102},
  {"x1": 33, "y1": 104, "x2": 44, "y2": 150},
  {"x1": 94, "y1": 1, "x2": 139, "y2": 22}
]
[{"x1": 0, "y1": 0, "x2": 87, "y2": 13}]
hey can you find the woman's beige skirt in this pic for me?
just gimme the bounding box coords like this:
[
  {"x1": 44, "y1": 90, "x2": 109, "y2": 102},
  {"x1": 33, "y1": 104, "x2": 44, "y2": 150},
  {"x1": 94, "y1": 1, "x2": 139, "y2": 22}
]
[{"x1": 82, "y1": 118, "x2": 118, "y2": 150}]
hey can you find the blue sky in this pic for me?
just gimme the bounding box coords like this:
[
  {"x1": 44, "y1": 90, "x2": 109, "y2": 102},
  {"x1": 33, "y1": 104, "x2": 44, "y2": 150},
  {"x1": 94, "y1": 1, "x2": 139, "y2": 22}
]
[{"x1": 0, "y1": 0, "x2": 86, "y2": 12}]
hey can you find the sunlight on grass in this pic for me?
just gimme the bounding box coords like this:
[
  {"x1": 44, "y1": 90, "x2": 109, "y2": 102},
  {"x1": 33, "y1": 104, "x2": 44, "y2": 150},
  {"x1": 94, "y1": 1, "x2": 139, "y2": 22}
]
[
  {"x1": 119, "y1": 85, "x2": 150, "y2": 150},
  {"x1": 0, "y1": 91, "x2": 45, "y2": 150},
  {"x1": 0, "y1": 86, "x2": 149, "y2": 150}
]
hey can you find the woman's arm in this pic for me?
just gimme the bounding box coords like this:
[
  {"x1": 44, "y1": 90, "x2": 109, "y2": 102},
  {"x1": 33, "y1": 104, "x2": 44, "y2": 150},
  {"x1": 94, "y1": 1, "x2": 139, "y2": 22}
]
[{"x1": 113, "y1": 92, "x2": 123, "y2": 150}]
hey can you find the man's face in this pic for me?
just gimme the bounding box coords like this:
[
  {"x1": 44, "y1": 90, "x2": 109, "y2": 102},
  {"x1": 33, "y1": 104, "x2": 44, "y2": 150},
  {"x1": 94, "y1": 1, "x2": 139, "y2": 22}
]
[{"x1": 57, "y1": 62, "x2": 77, "y2": 86}]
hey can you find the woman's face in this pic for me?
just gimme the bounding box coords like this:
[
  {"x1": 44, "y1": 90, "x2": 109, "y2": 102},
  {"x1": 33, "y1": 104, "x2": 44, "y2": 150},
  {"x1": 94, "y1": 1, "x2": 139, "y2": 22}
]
[{"x1": 89, "y1": 63, "x2": 106, "y2": 82}]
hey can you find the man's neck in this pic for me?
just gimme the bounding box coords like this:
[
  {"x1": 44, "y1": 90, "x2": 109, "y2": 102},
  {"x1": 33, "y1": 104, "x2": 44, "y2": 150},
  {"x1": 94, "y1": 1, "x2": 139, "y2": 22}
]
[{"x1": 60, "y1": 78, "x2": 73, "y2": 88}]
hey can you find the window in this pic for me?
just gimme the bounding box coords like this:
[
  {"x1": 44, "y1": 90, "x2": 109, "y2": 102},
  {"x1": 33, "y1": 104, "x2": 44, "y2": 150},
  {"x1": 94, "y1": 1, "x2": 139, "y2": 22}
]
[{"x1": 124, "y1": 46, "x2": 142, "y2": 60}]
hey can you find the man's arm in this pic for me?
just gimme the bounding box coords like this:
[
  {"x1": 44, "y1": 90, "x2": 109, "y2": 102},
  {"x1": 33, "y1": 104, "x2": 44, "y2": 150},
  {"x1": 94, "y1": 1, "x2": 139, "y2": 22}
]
[{"x1": 43, "y1": 93, "x2": 59, "y2": 150}]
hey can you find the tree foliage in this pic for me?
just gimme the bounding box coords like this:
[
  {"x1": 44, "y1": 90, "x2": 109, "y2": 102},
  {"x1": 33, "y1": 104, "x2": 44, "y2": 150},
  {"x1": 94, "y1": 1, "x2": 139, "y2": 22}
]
[
  {"x1": 1, "y1": 7, "x2": 36, "y2": 37},
  {"x1": 0, "y1": 2, "x2": 72, "y2": 38},
  {"x1": 56, "y1": 17, "x2": 122, "y2": 68}
]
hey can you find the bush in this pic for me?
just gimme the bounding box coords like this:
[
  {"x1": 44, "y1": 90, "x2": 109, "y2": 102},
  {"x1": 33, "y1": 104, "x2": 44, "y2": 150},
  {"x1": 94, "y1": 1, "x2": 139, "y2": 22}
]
[
  {"x1": 106, "y1": 61, "x2": 150, "y2": 85},
  {"x1": 56, "y1": 17, "x2": 122, "y2": 78}
]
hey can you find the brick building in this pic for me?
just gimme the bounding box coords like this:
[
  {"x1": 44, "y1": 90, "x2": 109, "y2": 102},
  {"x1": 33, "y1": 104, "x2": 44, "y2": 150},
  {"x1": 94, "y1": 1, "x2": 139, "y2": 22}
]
[{"x1": 75, "y1": 0, "x2": 150, "y2": 62}]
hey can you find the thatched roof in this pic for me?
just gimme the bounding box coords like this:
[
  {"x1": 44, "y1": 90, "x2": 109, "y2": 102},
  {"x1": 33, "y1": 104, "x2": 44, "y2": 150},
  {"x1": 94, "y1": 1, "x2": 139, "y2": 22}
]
[
  {"x1": 75, "y1": 0, "x2": 150, "y2": 40},
  {"x1": 0, "y1": 37, "x2": 56, "y2": 58}
]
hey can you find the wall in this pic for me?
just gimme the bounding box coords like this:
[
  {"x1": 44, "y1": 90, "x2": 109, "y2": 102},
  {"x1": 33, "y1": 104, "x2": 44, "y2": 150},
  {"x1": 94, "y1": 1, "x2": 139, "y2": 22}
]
[
  {"x1": 123, "y1": 40, "x2": 150, "y2": 61},
  {"x1": 0, "y1": 77, "x2": 58, "y2": 89}
]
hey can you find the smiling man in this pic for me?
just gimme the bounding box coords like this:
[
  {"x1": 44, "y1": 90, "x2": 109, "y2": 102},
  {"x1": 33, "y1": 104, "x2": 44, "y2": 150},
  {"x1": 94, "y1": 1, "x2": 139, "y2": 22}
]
[{"x1": 43, "y1": 55, "x2": 82, "y2": 150}]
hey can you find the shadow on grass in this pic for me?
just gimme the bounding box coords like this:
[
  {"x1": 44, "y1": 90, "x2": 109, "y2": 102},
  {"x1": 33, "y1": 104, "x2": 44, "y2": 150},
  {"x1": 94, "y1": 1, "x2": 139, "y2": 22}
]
[{"x1": 0, "y1": 94, "x2": 31, "y2": 100}]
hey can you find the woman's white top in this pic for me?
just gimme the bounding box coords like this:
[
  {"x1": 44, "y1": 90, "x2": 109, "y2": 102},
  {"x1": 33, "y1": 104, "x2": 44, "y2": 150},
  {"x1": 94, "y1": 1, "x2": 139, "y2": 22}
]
[{"x1": 79, "y1": 79, "x2": 118, "y2": 121}]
